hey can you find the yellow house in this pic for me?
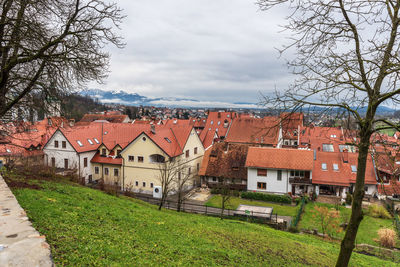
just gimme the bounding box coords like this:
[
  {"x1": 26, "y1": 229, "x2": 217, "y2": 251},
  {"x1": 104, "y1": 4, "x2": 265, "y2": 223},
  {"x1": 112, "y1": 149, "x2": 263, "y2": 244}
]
[{"x1": 91, "y1": 124, "x2": 205, "y2": 194}]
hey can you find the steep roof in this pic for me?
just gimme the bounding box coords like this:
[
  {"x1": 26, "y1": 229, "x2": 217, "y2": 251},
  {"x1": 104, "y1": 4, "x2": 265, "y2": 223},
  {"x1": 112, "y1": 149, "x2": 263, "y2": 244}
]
[
  {"x1": 198, "y1": 142, "x2": 248, "y2": 180},
  {"x1": 299, "y1": 126, "x2": 357, "y2": 151},
  {"x1": 245, "y1": 147, "x2": 313, "y2": 170},
  {"x1": 225, "y1": 117, "x2": 280, "y2": 146},
  {"x1": 199, "y1": 111, "x2": 236, "y2": 148}
]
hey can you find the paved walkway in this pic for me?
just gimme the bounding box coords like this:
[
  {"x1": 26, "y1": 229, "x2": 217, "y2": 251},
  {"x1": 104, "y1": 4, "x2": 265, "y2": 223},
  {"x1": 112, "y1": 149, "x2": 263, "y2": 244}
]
[{"x1": 0, "y1": 175, "x2": 53, "y2": 267}]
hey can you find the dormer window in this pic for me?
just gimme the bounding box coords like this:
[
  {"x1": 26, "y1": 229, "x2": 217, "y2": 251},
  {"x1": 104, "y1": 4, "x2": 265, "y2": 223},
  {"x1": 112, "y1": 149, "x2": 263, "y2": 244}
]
[
  {"x1": 322, "y1": 144, "x2": 334, "y2": 152},
  {"x1": 77, "y1": 140, "x2": 83, "y2": 147},
  {"x1": 210, "y1": 120, "x2": 213, "y2": 125},
  {"x1": 6, "y1": 148, "x2": 11, "y2": 153},
  {"x1": 322, "y1": 163, "x2": 327, "y2": 170},
  {"x1": 333, "y1": 164, "x2": 339, "y2": 171},
  {"x1": 217, "y1": 121, "x2": 221, "y2": 125}
]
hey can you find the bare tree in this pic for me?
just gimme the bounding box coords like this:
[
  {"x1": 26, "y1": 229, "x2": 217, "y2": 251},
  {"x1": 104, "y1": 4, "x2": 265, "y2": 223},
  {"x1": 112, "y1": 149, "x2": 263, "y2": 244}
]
[
  {"x1": 258, "y1": 1, "x2": 400, "y2": 266},
  {"x1": 174, "y1": 164, "x2": 195, "y2": 212},
  {"x1": 0, "y1": 0, "x2": 124, "y2": 119},
  {"x1": 218, "y1": 178, "x2": 232, "y2": 219},
  {"x1": 157, "y1": 157, "x2": 177, "y2": 210}
]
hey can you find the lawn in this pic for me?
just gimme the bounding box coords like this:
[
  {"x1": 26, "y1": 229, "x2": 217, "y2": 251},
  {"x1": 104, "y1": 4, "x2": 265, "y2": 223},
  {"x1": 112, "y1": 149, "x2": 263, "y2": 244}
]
[
  {"x1": 205, "y1": 195, "x2": 299, "y2": 217},
  {"x1": 3, "y1": 171, "x2": 399, "y2": 266},
  {"x1": 298, "y1": 202, "x2": 395, "y2": 246}
]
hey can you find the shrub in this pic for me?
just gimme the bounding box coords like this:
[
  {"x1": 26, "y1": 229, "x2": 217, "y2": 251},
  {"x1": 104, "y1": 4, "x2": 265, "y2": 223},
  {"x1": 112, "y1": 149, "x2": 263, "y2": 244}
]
[
  {"x1": 377, "y1": 228, "x2": 397, "y2": 248},
  {"x1": 368, "y1": 204, "x2": 391, "y2": 219},
  {"x1": 312, "y1": 206, "x2": 342, "y2": 238},
  {"x1": 345, "y1": 193, "x2": 352, "y2": 205},
  {"x1": 288, "y1": 226, "x2": 299, "y2": 233},
  {"x1": 210, "y1": 188, "x2": 240, "y2": 197},
  {"x1": 240, "y1": 192, "x2": 292, "y2": 204}
]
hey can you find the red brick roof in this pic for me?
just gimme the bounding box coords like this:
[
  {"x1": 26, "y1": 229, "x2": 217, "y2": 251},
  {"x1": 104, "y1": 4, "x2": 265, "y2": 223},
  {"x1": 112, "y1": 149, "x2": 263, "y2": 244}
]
[
  {"x1": 299, "y1": 126, "x2": 357, "y2": 151},
  {"x1": 199, "y1": 112, "x2": 236, "y2": 148},
  {"x1": 226, "y1": 117, "x2": 280, "y2": 146},
  {"x1": 245, "y1": 147, "x2": 313, "y2": 170}
]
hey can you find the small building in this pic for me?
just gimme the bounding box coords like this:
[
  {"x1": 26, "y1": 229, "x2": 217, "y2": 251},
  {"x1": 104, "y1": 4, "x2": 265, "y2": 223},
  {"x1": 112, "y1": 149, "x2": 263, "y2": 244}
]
[{"x1": 245, "y1": 147, "x2": 314, "y2": 195}]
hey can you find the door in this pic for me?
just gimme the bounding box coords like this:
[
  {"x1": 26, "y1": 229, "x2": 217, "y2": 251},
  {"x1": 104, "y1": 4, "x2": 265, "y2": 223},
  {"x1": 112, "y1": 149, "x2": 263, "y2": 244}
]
[
  {"x1": 51, "y1": 157, "x2": 55, "y2": 168},
  {"x1": 64, "y1": 159, "x2": 68, "y2": 169},
  {"x1": 292, "y1": 184, "x2": 295, "y2": 195}
]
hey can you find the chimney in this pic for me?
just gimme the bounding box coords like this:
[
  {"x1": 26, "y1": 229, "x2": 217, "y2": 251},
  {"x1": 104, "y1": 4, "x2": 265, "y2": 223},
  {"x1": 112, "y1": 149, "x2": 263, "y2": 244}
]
[
  {"x1": 313, "y1": 149, "x2": 316, "y2": 160},
  {"x1": 151, "y1": 124, "x2": 156, "y2": 134},
  {"x1": 218, "y1": 112, "x2": 221, "y2": 118},
  {"x1": 69, "y1": 119, "x2": 75, "y2": 127},
  {"x1": 342, "y1": 149, "x2": 349, "y2": 163},
  {"x1": 47, "y1": 118, "x2": 52, "y2": 126}
]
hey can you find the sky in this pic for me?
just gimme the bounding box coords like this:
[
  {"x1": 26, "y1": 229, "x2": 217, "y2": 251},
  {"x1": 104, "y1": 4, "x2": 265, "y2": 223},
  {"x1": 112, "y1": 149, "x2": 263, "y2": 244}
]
[{"x1": 88, "y1": 0, "x2": 292, "y2": 106}]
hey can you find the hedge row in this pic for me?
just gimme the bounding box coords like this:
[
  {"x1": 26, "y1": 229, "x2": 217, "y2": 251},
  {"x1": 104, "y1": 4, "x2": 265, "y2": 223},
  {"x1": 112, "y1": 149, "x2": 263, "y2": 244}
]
[{"x1": 240, "y1": 191, "x2": 292, "y2": 204}]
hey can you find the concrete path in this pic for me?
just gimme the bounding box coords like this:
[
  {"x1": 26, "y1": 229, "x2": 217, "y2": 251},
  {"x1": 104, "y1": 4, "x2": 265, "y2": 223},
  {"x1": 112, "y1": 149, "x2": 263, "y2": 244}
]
[{"x1": 0, "y1": 175, "x2": 53, "y2": 267}]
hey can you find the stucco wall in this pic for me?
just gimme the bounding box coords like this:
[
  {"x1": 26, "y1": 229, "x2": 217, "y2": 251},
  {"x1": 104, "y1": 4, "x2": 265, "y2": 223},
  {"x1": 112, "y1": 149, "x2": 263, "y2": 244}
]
[{"x1": 247, "y1": 168, "x2": 290, "y2": 194}]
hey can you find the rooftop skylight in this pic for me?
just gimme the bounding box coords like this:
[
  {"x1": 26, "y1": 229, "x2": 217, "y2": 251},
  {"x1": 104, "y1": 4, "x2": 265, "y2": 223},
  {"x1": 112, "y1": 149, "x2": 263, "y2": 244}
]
[
  {"x1": 88, "y1": 139, "x2": 93, "y2": 145},
  {"x1": 322, "y1": 163, "x2": 327, "y2": 170},
  {"x1": 77, "y1": 140, "x2": 83, "y2": 147},
  {"x1": 93, "y1": 138, "x2": 99, "y2": 144}
]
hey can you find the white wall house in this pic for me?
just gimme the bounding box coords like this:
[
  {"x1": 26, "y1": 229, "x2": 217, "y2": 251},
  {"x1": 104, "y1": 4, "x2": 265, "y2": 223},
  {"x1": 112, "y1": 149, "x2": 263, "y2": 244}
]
[
  {"x1": 43, "y1": 128, "x2": 99, "y2": 183},
  {"x1": 245, "y1": 147, "x2": 314, "y2": 195}
]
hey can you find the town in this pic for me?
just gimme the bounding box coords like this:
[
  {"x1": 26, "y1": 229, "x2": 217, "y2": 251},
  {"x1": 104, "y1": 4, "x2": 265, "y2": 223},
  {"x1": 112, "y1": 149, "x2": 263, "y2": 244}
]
[{"x1": 2, "y1": 1, "x2": 400, "y2": 266}]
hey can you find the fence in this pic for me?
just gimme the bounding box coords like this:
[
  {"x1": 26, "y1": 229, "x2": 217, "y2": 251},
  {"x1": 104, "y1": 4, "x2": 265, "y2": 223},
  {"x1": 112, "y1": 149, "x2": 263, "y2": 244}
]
[
  {"x1": 291, "y1": 196, "x2": 305, "y2": 227},
  {"x1": 394, "y1": 210, "x2": 400, "y2": 239},
  {"x1": 133, "y1": 194, "x2": 279, "y2": 225}
]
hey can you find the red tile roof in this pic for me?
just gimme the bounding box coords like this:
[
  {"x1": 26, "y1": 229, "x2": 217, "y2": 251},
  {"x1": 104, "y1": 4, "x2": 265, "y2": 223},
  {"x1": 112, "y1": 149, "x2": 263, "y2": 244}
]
[
  {"x1": 299, "y1": 126, "x2": 357, "y2": 151},
  {"x1": 312, "y1": 151, "x2": 376, "y2": 186},
  {"x1": 245, "y1": 147, "x2": 313, "y2": 170},
  {"x1": 225, "y1": 117, "x2": 280, "y2": 146},
  {"x1": 280, "y1": 112, "x2": 303, "y2": 140},
  {"x1": 90, "y1": 153, "x2": 122, "y2": 165},
  {"x1": 199, "y1": 112, "x2": 236, "y2": 148},
  {"x1": 79, "y1": 114, "x2": 129, "y2": 123}
]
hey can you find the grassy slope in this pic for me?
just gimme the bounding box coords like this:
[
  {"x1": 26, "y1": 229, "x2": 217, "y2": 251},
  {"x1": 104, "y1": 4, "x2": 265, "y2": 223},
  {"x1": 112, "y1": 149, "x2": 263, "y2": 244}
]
[
  {"x1": 205, "y1": 195, "x2": 299, "y2": 217},
  {"x1": 299, "y1": 202, "x2": 394, "y2": 246},
  {"x1": 10, "y1": 179, "x2": 398, "y2": 266}
]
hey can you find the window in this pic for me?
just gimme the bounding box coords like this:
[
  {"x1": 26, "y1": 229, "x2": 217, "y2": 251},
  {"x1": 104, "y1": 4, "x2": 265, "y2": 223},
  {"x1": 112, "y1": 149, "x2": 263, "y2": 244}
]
[
  {"x1": 93, "y1": 138, "x2": 99, "y2": 144},
  {"x1": 277, "y1": 170, "x2": 282, "y2": 181},
  {"x1": 188, "y1": 167, "x2": 191, "y2": 175},
  {"x1": 322, "y1": 163, "x2": 327, "y2": 170},
  {"x1": 114, "y1": 169, "x2": 119, "y2": 176},
  {"x1": 257, "y1": 169, "x2": 267, "y2": 176},
  {"x1": 88, "y1": 139, "x2": 93, "y2": 145},
  {"x1": 88, "y1": 175, "x2": 92, "y2": 183},
  {"x1": 197, "y1": 163, "x2": 200, "y2": 171},
  {"x1": 64, "y1": 159, "x2": 68, "y2": 169},
  {"x1": 95, "y1": 166, "x2": 99, "y2": 174},
  {"x1": 104, "y1": 168, "x2": 109, "y2": 175},
  {"x1": 54, "y1": 140, "x2": 59, "y2": 148},
  {"x1": 149, "y1": 154, "x2": 165, "y2": 163},
  {"x1": 117, "y1": 149, "x2": 121, "y2": 156},
  {"x1": 210, "y1": 120, "x2": 213, "y2": 125},
  {"x1": 164, "y1": 137, "x2": 171, "y2": 143},
  {"x1": 138, "y1": 156, "x2": 144, "y2": 163},
  {"x1": 142, "y1": 137, "x2": 146, "y2": 141},
  {"x1": 364, "y1": 186, "x2": 368, "y2": 193},
  {"x1": 212, "y1": 177, "x2": 217, "y2": 182},
  {"x1": 6, "y1": 148, "x2": 11, "y2": 153},
  {"x1": 84, "y1": 157, "x2": 88, "y2": 167},
  {"x1": 77, "y1": 140, "x2": 83, "y2": 147},
  {"x1": 102, "y1": 148, "x2": 106, "y2": 155},
  {"x1": 135, "y1": 181, "x2": 138, "y2": 186},
  {"x1": 150, "y1": 183, "x2": 154, "y2": 188},
  {"x1": 186, "y1": 150, "x2": 189, "y2": 158},
  {"x1": 322, "y1": 144, "x2": 334, "y2": 152},
  {"x1": 351, "y1": 165, "x2": 357, "y2": 172},
  {"x1": 128, "y1": 155, "x2": 134, "y2": 161},
  {"x1": 62, "y1": 141, "x2": 66, "y2": 148},
  {"x1": 143, "y1": 182, "x2": 146, "y2": 187},
  {"x1": 257, "y1": 182, "x2": 267, "y2": 190},
  {"x1": 194, "y1": 147, "x2": 198, "y2": 154},
  {"x1": 218, "y1": 121, "x2": 221, "y2": 125},
  {"x1": 333, "y1": 163, "x2": 339, "y2": 171},
  {"x1": 51, "y1": 157, "x2": 55, "y2": 167}
]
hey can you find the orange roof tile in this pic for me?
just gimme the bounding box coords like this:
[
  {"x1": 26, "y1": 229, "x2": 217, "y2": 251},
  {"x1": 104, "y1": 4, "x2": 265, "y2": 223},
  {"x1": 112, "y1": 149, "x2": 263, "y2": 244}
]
[
  {"x1": 226, "y1": 117, "x2": 280, "y2": 146},
  {"x1": 245, "y1": 147, "x2": 313, "y2": 170},
  {"x1": 90, "y1": 153, "x2": 122, "y2": 165}
]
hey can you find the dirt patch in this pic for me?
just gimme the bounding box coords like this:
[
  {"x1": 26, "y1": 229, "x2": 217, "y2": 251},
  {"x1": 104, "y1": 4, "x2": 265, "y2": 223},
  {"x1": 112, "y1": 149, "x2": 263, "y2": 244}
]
[{"x1": 4, "y1": 178, "x2": 41, "y2": 190}]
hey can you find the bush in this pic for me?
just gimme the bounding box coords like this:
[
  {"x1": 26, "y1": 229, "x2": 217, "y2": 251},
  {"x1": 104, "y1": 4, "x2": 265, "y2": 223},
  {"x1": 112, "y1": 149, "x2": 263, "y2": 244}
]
[
  {"x1": 288, "y1": 226, "x2": 299, "y2": 233},
  {"x1": 345, "y1": 193, "x2": 352, "y2": 205},
  {"x1": 377, "y1": 228, "x2": 397, "y2": 248},
  {"x1": 240, "y1": 192, "x2": 292, "y2": 204},
  {"x1": 368, "y1": 204, "x2": 391, "y2": 219}
]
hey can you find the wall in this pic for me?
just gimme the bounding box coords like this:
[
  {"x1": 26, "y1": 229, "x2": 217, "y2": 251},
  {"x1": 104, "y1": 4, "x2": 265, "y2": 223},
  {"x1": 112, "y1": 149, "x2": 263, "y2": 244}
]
[
  {"x1": 247, "y1": 168, "x2": 290, "y2": 194},
  {"x1": 43, "y1": 130, "x2": 78, "y2": 170},
  {"x1": 78, "y1": 151, "x2": 97, "y2": 183}
]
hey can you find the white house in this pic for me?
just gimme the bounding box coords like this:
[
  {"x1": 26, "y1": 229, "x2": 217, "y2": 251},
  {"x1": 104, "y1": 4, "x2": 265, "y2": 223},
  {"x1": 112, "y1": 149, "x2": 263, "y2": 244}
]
[{"x1": 245, "y1": 147, "x2": 314, "y2": 195}]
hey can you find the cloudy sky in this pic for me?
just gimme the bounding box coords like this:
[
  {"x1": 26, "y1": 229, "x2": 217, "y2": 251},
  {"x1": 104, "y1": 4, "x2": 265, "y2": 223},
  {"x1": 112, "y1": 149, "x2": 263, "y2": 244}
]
[{"x1": 89, "y1": 0, "x2": 292, "y2": 106}]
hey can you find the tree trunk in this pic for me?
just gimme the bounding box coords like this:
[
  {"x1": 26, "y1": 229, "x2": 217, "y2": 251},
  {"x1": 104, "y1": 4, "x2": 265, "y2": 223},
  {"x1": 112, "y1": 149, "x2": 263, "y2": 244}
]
[{"x1": 336, "y1": 133, "x2": 370, "y2": 266}]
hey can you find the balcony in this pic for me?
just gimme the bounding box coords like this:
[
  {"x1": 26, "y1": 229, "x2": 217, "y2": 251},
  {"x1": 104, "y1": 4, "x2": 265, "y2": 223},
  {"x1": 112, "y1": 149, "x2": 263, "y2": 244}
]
[{"x1": 289, "y1": 177, "x2": 312, "y2": 184}]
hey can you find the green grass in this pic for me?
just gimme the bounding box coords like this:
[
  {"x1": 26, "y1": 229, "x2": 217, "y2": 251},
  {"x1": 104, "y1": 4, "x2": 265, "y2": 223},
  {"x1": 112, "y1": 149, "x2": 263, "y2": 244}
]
[
  {"x1": 298, "y1": 202, "x2": 394, "y2": 246},
  {"x1": 5, "y1": 175, "x2": 399, "y2": 266},
  {"x1": 205, "y1": 195, "x2": 299, "y2": 217}
]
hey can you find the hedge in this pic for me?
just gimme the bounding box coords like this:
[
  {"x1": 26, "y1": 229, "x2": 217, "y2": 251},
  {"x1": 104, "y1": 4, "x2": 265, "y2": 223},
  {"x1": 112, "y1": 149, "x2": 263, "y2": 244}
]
[{"x1": 240, "y1": 191, "x2": 292, "y2": 204}]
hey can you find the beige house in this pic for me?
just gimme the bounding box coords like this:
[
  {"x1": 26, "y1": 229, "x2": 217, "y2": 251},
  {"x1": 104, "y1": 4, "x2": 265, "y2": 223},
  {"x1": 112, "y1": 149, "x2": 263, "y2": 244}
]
[{"x1": 91, "y1": 125, "x2": 205, "y2": 194}]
